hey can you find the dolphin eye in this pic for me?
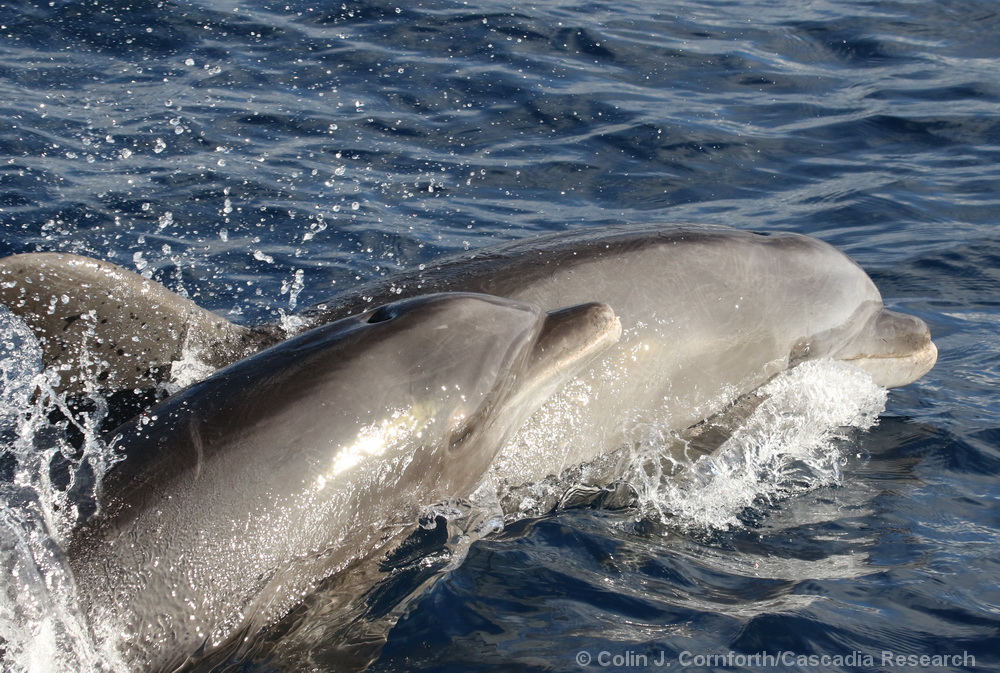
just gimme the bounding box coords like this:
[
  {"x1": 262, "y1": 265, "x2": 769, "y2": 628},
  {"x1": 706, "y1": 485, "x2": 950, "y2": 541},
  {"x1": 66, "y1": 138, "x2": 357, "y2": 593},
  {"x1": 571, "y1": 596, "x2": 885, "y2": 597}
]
[{"x1": 365, "y1": 306, "x2": 397, "y2": 324}]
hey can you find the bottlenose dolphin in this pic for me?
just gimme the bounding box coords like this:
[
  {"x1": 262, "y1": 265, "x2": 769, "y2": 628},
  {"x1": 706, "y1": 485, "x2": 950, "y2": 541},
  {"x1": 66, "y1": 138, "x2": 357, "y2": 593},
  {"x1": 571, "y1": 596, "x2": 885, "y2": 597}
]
[
  {"x1": 0, "y1": 223, "x2": 937, "y2": 496},
  {"x1": 0, "y1": 252, "x2": 263, "y2": 393},
  {"x1": 64, "y1": 292, "x2": 620, "y2": 671},
  {"x1": 297, "y1": 224, "x2": 938, "y2": 492}
]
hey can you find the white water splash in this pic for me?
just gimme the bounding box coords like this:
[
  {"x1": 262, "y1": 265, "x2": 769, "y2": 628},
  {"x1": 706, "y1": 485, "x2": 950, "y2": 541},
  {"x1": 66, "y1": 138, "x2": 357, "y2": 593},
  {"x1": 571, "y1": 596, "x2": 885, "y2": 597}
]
[
  {"x1": 638, "y1": 360, "x2": 887, "y2": 532},
  {"x1": 0, "y1": 309, "x2": 127, "y2": 673},
  {"x1": 168, "y1": 354, "x2": 218, "y2": 392},
  {"x1": 495, "y1": 358, "x2": 887, "y2": 530},
  {"x1": 281, "y1": 268, "x2": 306, "y2": 310}
]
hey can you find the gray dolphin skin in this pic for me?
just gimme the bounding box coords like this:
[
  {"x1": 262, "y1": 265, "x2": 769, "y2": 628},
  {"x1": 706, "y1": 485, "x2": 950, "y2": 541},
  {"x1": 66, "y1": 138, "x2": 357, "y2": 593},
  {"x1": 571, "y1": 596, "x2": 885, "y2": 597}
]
[
  {"x1": 0, "y1": 225, "x2": 937, "y2": 400},
  {"x1": 0, "y1": 223, "x2": 937, "y2": 491},
  {"x1": 297, "y1": 224, "x2": 938, "y2": 490},
  {"x1": 66, "y1": 292, "x2": 620, "y2": 671},
  {"x1": 0, "y1": 252, "x2": 265, "y2": 393},
  {"x1": 305, "y1": 224, "x2": 937, "y2": 390}
]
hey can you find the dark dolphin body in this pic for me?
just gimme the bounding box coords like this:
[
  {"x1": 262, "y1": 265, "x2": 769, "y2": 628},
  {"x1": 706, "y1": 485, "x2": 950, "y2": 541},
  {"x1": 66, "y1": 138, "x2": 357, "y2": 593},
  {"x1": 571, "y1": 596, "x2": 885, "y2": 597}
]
[{"x1": 65, "y1": 292, "x2": 619, "y2": 671}]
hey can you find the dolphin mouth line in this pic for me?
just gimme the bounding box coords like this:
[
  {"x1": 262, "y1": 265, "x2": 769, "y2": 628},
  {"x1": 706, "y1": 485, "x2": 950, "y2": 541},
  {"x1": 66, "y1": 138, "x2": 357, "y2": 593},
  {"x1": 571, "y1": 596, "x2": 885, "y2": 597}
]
[
  {"x1": 839, "y1": 340, "x2": 938, "y2": 388},
  {"x1": 841, "y1": 339, "x2": 938, "y2": 364}
]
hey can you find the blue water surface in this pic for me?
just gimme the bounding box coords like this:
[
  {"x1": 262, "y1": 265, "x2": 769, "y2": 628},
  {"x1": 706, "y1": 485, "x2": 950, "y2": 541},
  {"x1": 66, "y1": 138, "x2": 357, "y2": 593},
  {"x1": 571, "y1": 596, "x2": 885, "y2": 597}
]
[{"x1": 1, "y1": 0, "x2": 998, "y2": 671}]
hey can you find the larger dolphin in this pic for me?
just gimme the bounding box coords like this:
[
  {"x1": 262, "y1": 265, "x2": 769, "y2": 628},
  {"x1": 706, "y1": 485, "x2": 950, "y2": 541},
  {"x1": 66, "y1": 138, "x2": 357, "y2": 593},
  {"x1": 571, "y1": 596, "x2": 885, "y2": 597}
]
[
  {"x1": 300, "y1": 224, "x2": 937, "y2": 491},
  {"x1": 0, "y1": 223, "x2": 936, "y2": 494},
  {"x1": 64, "y1": 292, "x2": 620, "y2": 671}
]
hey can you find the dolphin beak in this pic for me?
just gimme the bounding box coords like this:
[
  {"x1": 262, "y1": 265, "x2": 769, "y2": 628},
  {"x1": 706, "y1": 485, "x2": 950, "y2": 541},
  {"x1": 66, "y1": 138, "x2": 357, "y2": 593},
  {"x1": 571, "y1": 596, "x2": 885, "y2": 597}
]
[{"x1": 835, "y1": 308, "x2": 938, "y2": 388}]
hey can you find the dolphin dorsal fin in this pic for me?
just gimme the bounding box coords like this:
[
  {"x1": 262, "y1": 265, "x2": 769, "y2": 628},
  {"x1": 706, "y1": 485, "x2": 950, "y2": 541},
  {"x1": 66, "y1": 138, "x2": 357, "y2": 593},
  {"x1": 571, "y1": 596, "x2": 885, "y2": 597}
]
[{"x1": 0, "y1": 252, "x2": 266, "y2": 393}]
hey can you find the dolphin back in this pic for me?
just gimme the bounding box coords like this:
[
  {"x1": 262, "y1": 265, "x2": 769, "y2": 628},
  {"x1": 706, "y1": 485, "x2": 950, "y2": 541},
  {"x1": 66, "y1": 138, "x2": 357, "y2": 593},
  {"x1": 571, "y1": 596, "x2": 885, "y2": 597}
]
[{"x1": 0, "y1": 252, "x2": 266, "y2": 393}]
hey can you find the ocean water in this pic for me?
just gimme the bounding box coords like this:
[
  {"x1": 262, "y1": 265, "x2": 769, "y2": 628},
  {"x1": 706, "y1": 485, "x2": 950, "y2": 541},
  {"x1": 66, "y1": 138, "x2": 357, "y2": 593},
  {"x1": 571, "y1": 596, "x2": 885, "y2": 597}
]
[{"x1": 1, "y1": 0, "x2": 999, "y2": 671}]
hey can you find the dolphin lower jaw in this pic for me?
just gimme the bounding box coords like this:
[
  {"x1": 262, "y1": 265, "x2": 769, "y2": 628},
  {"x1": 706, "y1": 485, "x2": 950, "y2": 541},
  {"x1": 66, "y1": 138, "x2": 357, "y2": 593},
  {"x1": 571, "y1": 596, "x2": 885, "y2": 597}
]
[
  {"x1": 840, "y1": 339, "x2": 938, "y2": 389},
  {"x1": 444, "y1": 302, "x2": 622, "y2": 494}
]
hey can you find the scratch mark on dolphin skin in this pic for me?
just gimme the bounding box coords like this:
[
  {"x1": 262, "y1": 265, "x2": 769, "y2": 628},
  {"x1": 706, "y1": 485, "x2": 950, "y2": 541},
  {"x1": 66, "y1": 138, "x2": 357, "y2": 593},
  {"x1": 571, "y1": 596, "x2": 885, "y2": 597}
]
[{"x1": 189, "y1": 418, "x2": 205, "y2": 480}]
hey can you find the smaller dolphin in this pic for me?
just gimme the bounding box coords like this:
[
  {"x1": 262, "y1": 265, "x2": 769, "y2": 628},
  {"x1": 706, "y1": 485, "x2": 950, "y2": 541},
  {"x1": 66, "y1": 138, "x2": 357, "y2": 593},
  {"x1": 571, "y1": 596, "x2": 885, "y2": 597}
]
[
  {"x1": 65, "y1": 292, "x2": 620, "y2": 671},
  {"x1": 293, "y1": 225, "x2": 937, "y2": 493}
]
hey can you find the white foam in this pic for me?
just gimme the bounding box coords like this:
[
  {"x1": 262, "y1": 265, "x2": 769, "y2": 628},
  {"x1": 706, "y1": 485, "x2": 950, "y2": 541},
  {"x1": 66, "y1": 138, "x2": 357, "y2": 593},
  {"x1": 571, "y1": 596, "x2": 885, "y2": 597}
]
[
  {"x1": 0, "y1": 310, "x2": 126, "y2": 673},
  {"x1": 0, "y1": 306, "x2": 42, "y2": 423},
  {"x1": 639, "y1": 360, "x2": 887, "y2": 532},
  {"x1": 168, "y1": 354, "x2": 218, "y2": 391}
]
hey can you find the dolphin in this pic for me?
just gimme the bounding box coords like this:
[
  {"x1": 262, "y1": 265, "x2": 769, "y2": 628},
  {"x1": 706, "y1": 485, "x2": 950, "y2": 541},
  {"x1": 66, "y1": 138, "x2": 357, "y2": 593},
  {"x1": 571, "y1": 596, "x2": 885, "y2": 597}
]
[
  {"x1": 0, "y1": 223, "x2": 937, "y2": 495},
  {"x1": 302, "y1": 224, "x2": 936, "y2": 390},
  {"x1": 292, "y1": 224, "x2": 937, "y2": 492},
  {"x1": 63, "y1": 292, "x2": 620, "y2": 671},
  {"x1": 0, "y1": 252, "x2": 265, "y2": 394}
]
